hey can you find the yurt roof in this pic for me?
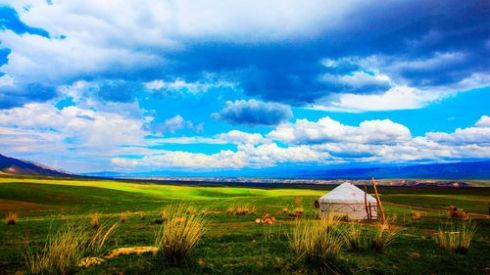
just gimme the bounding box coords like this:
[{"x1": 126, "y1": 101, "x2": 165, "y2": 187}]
[{"x1": 319, "y1": 182, "x2": 377, "y2": 204}]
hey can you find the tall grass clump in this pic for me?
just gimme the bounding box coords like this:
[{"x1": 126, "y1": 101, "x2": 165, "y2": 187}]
[
  {"x1": 288, "y1": 218, "x2": 344, "y2": 272},
  {"x1": 435, "y1": 220, "x2": 477, "y2": 254},
  {"x1": 24, "y1": 224, "x2": 89, "y2": 274},
  {"x1": 340, "y1": 222, "x2": 366, "y2": 252},
  {"x1": 370, "y1": 218, "x2": 401, "y2": 253},
  {"x1": 90, "y1": 212, "x2": 101, "y2": 229},
  {"x1": 24, "y1": 220, "x2": 118, "y2": 274},
  {"x1": 155, "y1": 205, "x2": 206, "y2": 264},
  {"x1": 5, "y1": 212, "x2": 18, "y2": 225}
]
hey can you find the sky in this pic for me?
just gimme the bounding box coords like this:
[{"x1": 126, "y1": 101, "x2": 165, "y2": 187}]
[{"x1": 0, "y1": 1, "x2": 489, "y2": 174}]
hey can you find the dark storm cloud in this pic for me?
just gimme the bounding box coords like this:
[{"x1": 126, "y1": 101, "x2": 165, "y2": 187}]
[{"x1": 164, "y1": 0, "x2": 489, "y2": 104}]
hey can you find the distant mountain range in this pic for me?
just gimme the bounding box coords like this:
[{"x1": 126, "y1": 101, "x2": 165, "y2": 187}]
[
  {"x1": 1, "y1": 153, "x2": 490, "y2": 179},
  {"x1": 0, "y1": 154, "x2": 71, "y2": 177},
  {"x1": 85, "y1": 160, "x2": 490, "y2": 180}
]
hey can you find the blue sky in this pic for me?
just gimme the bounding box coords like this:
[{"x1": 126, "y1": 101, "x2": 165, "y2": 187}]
[{"x1": 0, "y1": 1, "x2": 489, "y2": 174}]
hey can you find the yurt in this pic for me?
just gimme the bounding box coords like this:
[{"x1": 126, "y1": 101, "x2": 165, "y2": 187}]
[{"x1": 318, "y1": 182, "x2": 378, "y2": 220}]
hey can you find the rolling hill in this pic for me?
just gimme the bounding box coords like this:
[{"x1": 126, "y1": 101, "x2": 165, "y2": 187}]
[{"x1": 0, "y1": 154, "x2": 71, "y2": 177}]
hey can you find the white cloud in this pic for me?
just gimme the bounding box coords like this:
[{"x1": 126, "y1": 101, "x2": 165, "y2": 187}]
[
  {"x1": 268, "y1": 117, "x2": 411, "y2": 145},
  {"x1": 315, "y1": 86, "x2": 441, "y2": 112},
  {"x1": 313, "y1": 54, "x2": 490, "y2": 112},
  {"x1": 111, "y1": 142, "x2": 328, "y2": 170},
  {"x1": 216, "y1": 130, "x2": 265, "y2": 145},
  {"x1": 145, "y1": 78, "x2": 235, "y2": 94},
  {"x1": 426, "y1": 115, "x2": 490, "y2": 145},
  {"x1": 0, "y1": 103, "x2": 148, "y2": 165},
  {"x1": 476, "y1": 115, "x2": 490, "y2": 128}
]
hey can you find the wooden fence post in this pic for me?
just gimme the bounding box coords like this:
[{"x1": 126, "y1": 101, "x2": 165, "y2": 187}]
[{"x1": 371, "y1": 177, "x2": 386, "y2": 224}]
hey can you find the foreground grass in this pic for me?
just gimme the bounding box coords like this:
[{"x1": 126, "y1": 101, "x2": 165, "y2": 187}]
[{"x1": 0, "y1": 176, "x2": 489, "y2": 274}]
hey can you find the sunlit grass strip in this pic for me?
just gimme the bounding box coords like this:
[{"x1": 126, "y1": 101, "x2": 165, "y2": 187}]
[
  {"x1": 155, "y1": 205, "x2": 206, "y2": 264},
  {"x1": 435, "y1": 220, "x2": 477, "y2": 254}
]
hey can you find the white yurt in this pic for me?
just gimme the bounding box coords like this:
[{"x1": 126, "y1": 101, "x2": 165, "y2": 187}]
[{"x1": 318, "y1": 182, "x2": 378, "y2": 220}]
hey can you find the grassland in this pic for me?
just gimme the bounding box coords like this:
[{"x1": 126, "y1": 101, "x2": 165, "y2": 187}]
[{"x1": 0, "y1": 176, "x2": 489, "y2": 274}]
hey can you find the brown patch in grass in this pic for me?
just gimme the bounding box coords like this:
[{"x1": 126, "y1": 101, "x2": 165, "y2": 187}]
[
  {"x1": 0, "y1": 199, "x2": 45, "y2": 211},
  {"x1": 105, "y1": 246, "x2": 159, "y2": 259},
  {"x1": 78, "y1": 257, "x2": 104, "y2": 268},
  {"x1": 227, "y1": 204, "x2": 256, "y2": 216},
  {"x1": 411, "y1": 211, "x2": 422, "y2": 221}
]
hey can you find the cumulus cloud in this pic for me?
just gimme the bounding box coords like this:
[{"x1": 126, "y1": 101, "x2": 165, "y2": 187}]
[
  {"x1": 314, "y1": 86, "x2": 442, "y2": 112},
  {"x1": 213, "y1": 99, "x2": 292, "y2": 126},
  {"x1": 0, "y1": 102, "x2": 149, "y2": 171},
  {"x1": 155, "y1": 115, "x2": 203, "y2": 134},
  {"x1": 112, "y1": 143, "x2": 328, "y2": 170},
  {"x1": 268, "y1": 117, "x2": 411, "y2": 145},
  {"x1": 426, "y1": 115, "x2": 490, "y2": 146}
]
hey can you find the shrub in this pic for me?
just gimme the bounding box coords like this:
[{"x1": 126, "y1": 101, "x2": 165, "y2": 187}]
[
  {"x1": 5, "y1": 212, "x2": 17, "y2": 225},
  {"x1": 90, "y1": 213, "x2": 101, "y2": 229},
  {"x1": 435, "y1": 220, "x2": 477, "y2": 254},
  {"x1": 24, "y1": 224, "x2": 89, "y2": 274},
  {"x1": 155, "y1": 205, "x2": 206, "y2": 264}
]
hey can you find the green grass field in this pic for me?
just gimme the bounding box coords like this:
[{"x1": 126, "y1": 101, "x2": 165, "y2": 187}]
[{"x1": 1, "y1": 176, "x2": 489, "y2": 274}]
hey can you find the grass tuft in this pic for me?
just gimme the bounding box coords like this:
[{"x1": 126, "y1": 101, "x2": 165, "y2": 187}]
[
  {"x1": 87, "y1": 221, "x2": 118, "y2": 256},
  {"x1": 340, "y1": 222, "x2": 366, "y2": 252},
  {"x1": 119, "y1": 212, "x2": 128, "y2": 223},
  {"x1": 288, "y1": 218, "x2": 344, "y2": 271},
  {"x1": 370, "y1": 218, "x2": 400, "y2": 253},
  {"x1": 227, "y1": 204, "x2": 256, "y2": 216},
  {"x1": 24, "y1": 224, "x2": 88, "y2": 274},
  {"x1": 5, "y1": 212, "x2": 18, "y2": 225},
  {"x1": 24, "y1": 221, "x2": 118, "y2": 273},
  {"x1": 90, "y1": 212, "x2": 101, "y2": 229},
  {"x1": 155, "y1": 205, "x2": 206, "y2": 264},
  {"x1": 435, "y1": 220, "x2": 477, "y2": 254}
]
